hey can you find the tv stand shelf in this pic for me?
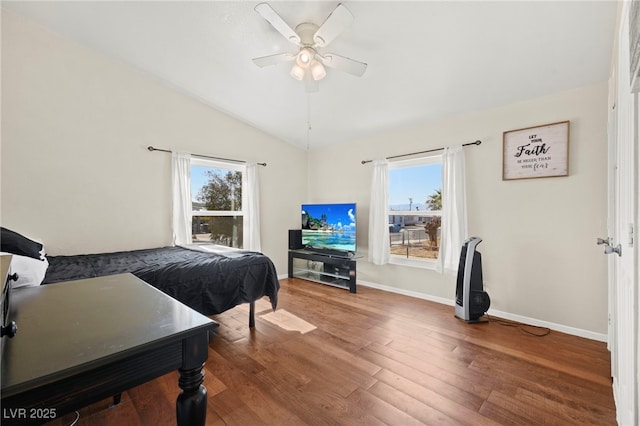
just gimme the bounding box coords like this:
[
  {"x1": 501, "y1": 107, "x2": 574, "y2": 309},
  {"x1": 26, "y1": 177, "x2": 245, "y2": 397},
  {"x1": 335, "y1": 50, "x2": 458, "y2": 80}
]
[{"x1": 288, "y1": 249, "x2": 357, "y2": 293}]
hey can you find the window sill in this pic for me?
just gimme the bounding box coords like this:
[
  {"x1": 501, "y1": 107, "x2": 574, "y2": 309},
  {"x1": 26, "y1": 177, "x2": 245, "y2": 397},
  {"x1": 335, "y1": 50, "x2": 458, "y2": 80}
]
[{"x1": 388, "y1": 255, "x2": 438, "y2": 270}]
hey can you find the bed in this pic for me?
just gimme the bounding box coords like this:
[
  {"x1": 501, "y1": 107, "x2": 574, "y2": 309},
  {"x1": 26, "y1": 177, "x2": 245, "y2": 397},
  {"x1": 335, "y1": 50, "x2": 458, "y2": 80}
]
[
  {"x1": 43, "y1": 245, "x2": 279, "y2": 327},
  {"x1": 1, "y1": 227, "x2": 279, "y2": 328}
]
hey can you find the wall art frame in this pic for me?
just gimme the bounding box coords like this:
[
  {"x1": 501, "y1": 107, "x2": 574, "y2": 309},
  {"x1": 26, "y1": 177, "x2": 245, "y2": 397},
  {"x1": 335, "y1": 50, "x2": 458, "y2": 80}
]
[{"x1": 502, "y1": 120, "x2": 570, "y2": 180}]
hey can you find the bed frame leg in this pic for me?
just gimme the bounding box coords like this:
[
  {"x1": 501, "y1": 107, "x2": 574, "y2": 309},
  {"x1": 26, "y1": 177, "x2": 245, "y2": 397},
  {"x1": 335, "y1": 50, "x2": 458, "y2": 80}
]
[
  {"x1": 110, "y1": 393, "x2": 121, "y2": 407},
  {"x1": 249, "y1": 301, "x2": 255, "y2": 328}
]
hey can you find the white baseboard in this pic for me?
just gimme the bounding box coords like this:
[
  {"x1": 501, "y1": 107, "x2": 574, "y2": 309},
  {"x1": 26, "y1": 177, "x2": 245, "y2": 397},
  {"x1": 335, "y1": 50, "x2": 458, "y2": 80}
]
[
  {"x1": 486, "y1": 308, "x2": 608, "y2": 342},
  {"x1": 357, "y1": 279, "x2": 455, "y2": 307},
  {"x1": 356, "y1": 279, "x2": 608, "y2": 342}
]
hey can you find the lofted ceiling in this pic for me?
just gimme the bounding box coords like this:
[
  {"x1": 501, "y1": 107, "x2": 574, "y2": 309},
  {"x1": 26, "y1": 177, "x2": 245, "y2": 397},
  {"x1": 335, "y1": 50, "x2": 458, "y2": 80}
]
[{"x1": 2, "y1": 1, "x2": 618, "y2": 150}]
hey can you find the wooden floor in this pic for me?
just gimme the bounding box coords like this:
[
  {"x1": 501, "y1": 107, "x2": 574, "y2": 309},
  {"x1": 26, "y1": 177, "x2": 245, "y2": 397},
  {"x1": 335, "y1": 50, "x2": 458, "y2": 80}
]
[{"x1": 49, "y1": 278, "x2": 616, "y2": 425}]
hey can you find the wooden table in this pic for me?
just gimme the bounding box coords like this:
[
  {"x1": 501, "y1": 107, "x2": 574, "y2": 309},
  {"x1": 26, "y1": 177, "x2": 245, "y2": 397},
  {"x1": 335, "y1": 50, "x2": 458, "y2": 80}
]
[{"x1": 1, "y1": 273, "x2": 218, "y2": 425}]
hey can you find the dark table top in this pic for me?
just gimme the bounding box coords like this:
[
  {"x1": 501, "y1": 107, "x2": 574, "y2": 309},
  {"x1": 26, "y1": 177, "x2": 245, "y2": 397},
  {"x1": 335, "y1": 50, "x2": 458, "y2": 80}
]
[{"x1": 1, "y1": 273, "x2": 218, "y2": 396}]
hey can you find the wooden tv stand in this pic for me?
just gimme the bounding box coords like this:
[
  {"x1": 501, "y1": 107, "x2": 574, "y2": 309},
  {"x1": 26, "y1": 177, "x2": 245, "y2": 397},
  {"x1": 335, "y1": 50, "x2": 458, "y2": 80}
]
[{"x1": 288, "y1": 249, "x2": 358, "y2": 293}]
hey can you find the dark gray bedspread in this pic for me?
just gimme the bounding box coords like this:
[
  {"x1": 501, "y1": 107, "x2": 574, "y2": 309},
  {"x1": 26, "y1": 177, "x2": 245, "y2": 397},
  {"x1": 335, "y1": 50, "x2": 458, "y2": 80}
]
[{"x1": 43, "y1": 246, "x2": 279, "y2": 316}]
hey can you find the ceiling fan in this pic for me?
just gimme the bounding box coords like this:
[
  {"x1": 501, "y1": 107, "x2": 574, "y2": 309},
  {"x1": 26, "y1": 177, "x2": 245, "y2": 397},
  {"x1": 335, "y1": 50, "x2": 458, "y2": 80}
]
[{"x1": 252, "y1": 2, "x2": 367, "y2": 92}]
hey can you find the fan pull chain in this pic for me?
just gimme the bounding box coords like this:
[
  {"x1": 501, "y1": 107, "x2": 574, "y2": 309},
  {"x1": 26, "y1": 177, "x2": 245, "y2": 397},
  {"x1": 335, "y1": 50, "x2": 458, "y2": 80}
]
[{"x1": 306, "y1": 93, "x2": 312, "y2": 151}]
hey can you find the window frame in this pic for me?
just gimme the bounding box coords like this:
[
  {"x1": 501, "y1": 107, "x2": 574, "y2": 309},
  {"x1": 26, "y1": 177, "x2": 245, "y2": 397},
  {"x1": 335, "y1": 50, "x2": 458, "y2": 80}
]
[
  {"x1": 387, "y1": 154, "x2": 442, "y2": 269},
  {"x1": 190, "y1": 157, "x2": 247, "y2": 248}
]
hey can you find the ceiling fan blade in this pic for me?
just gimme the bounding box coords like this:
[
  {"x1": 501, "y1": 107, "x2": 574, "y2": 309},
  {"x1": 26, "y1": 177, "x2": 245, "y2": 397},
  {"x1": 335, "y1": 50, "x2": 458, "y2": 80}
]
[
  {"x1": 252, "y1": 52, "x2": 295, "y2": 68},
  {"x1": 320, "y1": 53, "x2": 367, "y2": 77},
  {"x1": 255, "y1": 3, "x2": 301, "y2": 45},
  {"x1": 313, "y1": 3, "x2": 354, "y2": 47}
]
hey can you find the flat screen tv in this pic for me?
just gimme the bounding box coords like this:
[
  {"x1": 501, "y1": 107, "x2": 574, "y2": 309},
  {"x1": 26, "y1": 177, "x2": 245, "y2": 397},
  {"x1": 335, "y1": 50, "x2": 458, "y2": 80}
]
[{"x1": 301, "y1": 203, "x2": 356, "y2": 253}]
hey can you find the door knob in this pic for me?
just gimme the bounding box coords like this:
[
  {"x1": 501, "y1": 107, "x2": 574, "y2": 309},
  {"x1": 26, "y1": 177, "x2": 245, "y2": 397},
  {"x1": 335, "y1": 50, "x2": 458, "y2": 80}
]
[
  {"x1": 604, "y1": 243, "x2": 622, "y2": 257},
  {"x1": 1, "y1": 321, "x2": 17, "y2": 338},
  {"x1": 597, "y1": 237, "x2": 622, "y2": 257}
]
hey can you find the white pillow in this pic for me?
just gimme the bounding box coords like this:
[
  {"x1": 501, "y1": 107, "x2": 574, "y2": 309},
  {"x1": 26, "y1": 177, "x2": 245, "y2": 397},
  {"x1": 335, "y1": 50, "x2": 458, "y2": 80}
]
[{"x1": 1, "y1": 252, "x2": 49, "y2": 288}]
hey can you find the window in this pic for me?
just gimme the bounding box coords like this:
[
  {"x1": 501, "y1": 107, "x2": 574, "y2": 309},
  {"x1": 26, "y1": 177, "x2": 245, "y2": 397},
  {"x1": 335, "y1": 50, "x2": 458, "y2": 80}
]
[
  {"x1": 388, "y1": 155, "x2": 442, "y2": 265},
  {"x1": 190, "y1": 158, "x2": 245, "y2": 248}
]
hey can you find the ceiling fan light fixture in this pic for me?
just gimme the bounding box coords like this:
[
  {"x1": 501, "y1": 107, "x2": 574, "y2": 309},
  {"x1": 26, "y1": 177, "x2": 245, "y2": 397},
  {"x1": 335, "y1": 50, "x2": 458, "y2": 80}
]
[
  {"x1": 296, "y1": 47, "x2": 314, "y2": 68},
  {"x1": 310, "y1": 60, "x2": 326, "y2": 80},
  {"x1": 290, "y1": 64, "x2": 305, "y2": 80}
]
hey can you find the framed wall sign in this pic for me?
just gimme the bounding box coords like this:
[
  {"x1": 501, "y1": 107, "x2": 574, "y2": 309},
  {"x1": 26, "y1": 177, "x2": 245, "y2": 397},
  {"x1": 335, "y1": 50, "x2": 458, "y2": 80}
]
[{"x1": 503, "y1": 120, "x2": 570, "y2": 180}]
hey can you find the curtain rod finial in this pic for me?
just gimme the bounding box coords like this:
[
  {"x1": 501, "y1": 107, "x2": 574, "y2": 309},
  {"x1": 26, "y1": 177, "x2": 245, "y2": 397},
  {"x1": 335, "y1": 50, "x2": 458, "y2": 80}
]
[{"x1": 147, "y1": 146, "x2": 155, "y2": 151}]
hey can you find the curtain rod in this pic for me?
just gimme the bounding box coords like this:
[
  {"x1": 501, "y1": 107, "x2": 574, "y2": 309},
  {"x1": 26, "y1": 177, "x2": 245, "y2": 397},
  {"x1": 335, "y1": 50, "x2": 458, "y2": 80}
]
[
  {"x1": 147, "y1": 146, "x2": 266, "y2": 167},
  {"x1": 360, "y1": 140, "x2": 482, "y2": 165}
]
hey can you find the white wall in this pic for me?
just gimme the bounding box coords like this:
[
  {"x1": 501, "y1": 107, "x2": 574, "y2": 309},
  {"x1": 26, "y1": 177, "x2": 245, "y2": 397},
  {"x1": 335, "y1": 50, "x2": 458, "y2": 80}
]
[
  {"x1": 0, "y1": 11, "x2": 306, "y2": 273},
  {"x1": 308, "y1": 82, "x2": 609, "y2": 337}
]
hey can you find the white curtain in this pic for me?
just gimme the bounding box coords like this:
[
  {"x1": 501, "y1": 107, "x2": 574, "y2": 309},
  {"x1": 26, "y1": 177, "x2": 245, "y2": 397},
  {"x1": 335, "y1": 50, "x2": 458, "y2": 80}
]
[
  {"x1": 244, "y1": 162, "x2": 261, "y2": 252},
  {"x1": 171, "y1": 151, "x2": 192, "y2": 246},
  {"x1": 437, "y1": 145, "x2": 468, "y2": 274},
  {"x1": 368, "y1": 159, "x2": 390, "y2": 265}
]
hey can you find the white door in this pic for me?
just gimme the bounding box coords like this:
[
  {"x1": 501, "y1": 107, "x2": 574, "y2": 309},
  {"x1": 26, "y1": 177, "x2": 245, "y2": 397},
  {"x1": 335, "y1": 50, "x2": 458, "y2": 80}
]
[{"x1": 607, "y1": 3, "x2": 638, "y2": 424}]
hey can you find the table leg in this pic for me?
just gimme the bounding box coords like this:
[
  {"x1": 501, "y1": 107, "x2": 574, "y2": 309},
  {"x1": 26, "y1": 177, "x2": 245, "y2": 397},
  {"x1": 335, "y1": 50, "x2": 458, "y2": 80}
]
[
  {"x1": 176, "y1": 333, "x2": 209, "y2": 426},
  {"x1": 176, "y1": 366, "x2": 207, "y2": 426}
]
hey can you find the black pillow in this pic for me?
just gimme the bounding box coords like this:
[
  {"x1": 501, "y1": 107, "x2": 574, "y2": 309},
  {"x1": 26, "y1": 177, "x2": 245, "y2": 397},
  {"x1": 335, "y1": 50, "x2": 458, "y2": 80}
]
[{"x1": 1, "y1": 227, "x2": 44, "y2": 261}]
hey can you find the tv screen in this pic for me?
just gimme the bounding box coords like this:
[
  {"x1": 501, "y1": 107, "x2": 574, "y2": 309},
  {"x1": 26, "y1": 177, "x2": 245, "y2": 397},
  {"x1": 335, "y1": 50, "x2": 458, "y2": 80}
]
[{"x1": 301, "y1": 203, "x2": 356, "y2": 253}]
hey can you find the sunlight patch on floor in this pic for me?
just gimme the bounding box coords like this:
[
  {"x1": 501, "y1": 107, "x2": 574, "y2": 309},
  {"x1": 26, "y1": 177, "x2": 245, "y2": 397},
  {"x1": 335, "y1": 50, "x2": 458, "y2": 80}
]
[
  {"x1": 260, "y1": 309, "x2": 317, "y2": 334},
  {"x1": 235, "y1": 298, "x2": 273, "y2": 314}
]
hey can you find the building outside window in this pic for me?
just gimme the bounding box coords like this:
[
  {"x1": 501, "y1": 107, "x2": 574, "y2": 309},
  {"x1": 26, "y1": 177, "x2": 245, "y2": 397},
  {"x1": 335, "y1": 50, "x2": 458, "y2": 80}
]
[
  {"x1": 388, "y1": 155, "x2": 442, "y2": 266},
  {"x1": 190, "y1": 158, "x2": 245, "y2": 248}
]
